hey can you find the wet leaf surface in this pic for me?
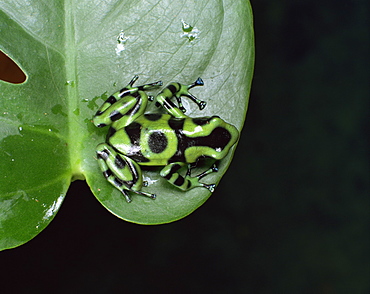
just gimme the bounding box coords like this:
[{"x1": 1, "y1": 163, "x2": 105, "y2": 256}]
[{"x1": 0, "y1": 0, "x2": 254, "y2": 249}]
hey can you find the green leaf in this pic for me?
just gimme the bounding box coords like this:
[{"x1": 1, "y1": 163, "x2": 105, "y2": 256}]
[{"x1": 0, "y1": 0, "x2": 254, "y2": 249}]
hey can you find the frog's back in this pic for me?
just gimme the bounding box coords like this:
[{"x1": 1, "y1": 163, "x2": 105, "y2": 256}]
[{"x1": 108, "y1": 113, "x2": 238, "y2": 166}]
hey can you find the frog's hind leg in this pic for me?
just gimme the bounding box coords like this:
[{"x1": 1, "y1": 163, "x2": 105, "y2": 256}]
[
  {"x1": 95, "y1": 76, "x2": 162, "y2": 117},
  {"x1": 96, "y1": 143, "x2": 156, "y2": 202},
  {"x1": 179, "y1": 77, "x2": 206, "y2": 111},
  {"x1": 93, "y1": 76, "x2": 162, "y2": 128},
  {"x1": 160, "y1": 162, "x2": 218, "y2": 192},
  {"x1": 155, "y1": 77, "x2": 206, "y2": 118}
]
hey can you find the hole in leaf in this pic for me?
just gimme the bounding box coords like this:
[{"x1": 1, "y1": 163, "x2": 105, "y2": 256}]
[{"x1": 0, "y1": 51, "x2": 27, "y2": 84}]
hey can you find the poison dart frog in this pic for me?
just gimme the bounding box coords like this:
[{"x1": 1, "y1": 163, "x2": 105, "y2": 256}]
[{"x1": 93, "y1": 76, "x2": 239, "y2": 202}]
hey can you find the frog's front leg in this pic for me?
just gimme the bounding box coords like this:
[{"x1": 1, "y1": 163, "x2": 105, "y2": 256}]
[
  {"x1": 96, "y1": 143, "x2": 156, "y2": 202},
  {"x1": 160, "y1": 162, "x2": 218, "y2": 192},
  {"x1": 155, "y1": 77, "x2": 206, "y2": 118},
  {"x1": 93, "y1": 76, "x2": 162, "y2": 128}
]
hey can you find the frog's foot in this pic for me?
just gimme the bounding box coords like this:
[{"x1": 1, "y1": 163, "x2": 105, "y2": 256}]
[
  {"x1": 120, "y1": 75, "x2": 163, "y2": 96},
  {"x1": 186, "y1": 163, "x2": 218, "y2": 192},
  {"x1": 176, "y1": 77, "x2": 206, "y2": 112},
  {"x1": 154, "y1": 77, "x2": 206, "y2": 116},
  {"x1": 128, "y1": 75, "x2": 163, "y2": 90},
  {"x1": 127, "y1": 75, "x2": 140, "y2": 86},
  {"x1": 121, "y1": 188, "x2": 156, "y2": 203},
  {"x1": 160, "y1": 162, "x2": 218, "y2": 192}
]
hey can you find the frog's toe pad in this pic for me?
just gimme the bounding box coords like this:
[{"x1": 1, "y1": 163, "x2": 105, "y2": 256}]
[{"x1": 204, "y1": 183, "x2": 216, "y2": 192}]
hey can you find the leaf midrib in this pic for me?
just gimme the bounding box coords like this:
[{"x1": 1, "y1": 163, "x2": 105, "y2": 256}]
[{"x1": 64, "y1": 1, "x2": 83, "y2": 179}]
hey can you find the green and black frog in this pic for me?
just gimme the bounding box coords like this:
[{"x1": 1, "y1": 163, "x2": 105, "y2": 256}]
[{"x1": 93, "y1": 76, "x2": 239, "y2": 202}]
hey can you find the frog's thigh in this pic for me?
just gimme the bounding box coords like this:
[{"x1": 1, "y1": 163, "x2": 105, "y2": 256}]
[
  {"x1": 96, "y1": 143, "x2": 144, "y2": 192},
  {"x1": 161, "y1": 162, "x2": 209, "y2": 191},
  {"x1": 160, "y1": 162, "x2": 189, "y2": 190}
]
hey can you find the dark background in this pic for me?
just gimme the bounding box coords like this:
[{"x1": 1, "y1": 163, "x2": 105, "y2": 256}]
[{"x1": 1, "y1": 1, "x2": 369, "y2": 293}]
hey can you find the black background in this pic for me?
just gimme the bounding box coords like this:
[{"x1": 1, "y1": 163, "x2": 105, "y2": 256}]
[{"x1": 1, "y1": 1, "x2": 369, "y2": 293}]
